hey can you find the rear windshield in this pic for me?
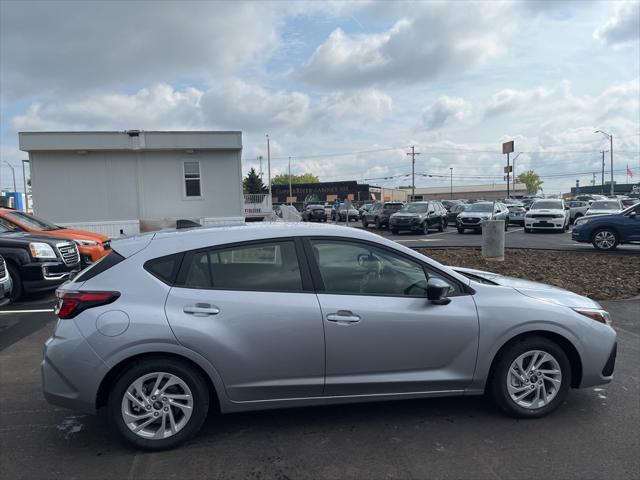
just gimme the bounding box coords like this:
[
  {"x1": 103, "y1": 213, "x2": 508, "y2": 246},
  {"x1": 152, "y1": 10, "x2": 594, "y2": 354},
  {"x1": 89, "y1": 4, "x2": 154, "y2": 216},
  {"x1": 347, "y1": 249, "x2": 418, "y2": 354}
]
[
  {"x1": 590, "y1": 201, "x2": 620, "y2": 209},
  {"x1": 532, "y1": 201, "x2": 562, "y2": 209}
]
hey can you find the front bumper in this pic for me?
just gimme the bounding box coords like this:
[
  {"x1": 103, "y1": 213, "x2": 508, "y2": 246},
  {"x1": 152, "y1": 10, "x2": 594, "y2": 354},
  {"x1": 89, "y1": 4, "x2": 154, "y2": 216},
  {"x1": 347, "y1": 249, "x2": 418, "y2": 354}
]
[
  {"x1": 0, "y1": 276, "x2": 12, "y2": 306},
  {"x1": 525, "y1": 217, "x2": 565, "y2": 229},
  {"x1": 42, "y1": 319, "x2": 108, "y2": 414},
  {"x1": 571, "y1": 225, "x2": 590, "y2": 242},
  {"x1": 78, "y1": 243, "x2": 110, "y2": 264},
  {"x1": 22, "y1": 261, "x2": 81, "y2": 293}
]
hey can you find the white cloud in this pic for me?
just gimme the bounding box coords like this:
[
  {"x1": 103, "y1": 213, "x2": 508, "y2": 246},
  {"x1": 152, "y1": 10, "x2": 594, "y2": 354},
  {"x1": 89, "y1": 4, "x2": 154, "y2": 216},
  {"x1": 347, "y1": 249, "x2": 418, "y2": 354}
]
[
  {"x1": 297, "y1": 3, "x2": 508, "y2": 88},
  {"x1": 593, "y1": 1, "x2": 640, "y2": 48},
  {"x1": 316, "y1": 89, "x2": 393, "y2": 124},
  {"x1": 485, "y1": 81, "x2": 584, "y2": 117},
  {"x1": 422, "y1": 95, "x2": 472, "y2": 129}
]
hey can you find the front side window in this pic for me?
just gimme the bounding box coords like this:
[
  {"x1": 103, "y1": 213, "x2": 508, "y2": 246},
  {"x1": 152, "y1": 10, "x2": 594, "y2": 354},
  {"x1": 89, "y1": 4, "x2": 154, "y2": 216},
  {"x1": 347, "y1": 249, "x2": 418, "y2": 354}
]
[
  {"x1": 178, "y1": 240, "x2": 302, "y2": 291},
  {"x1": 183, "y1": 161, "x2": 201, "y2": 197},
  {"x1": 310, "y1": 240, "x2": 460, "y2": 297}
]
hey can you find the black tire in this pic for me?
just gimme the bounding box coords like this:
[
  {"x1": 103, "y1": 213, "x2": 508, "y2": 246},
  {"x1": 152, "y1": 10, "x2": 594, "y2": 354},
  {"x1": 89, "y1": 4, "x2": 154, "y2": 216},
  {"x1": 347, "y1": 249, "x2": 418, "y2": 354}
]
[
  {"x1": 391, "y1": 228, "x2": 399, "y2": 235},
  {"x1": 422, "y1": 222, "x2": 430, "y2": 235},
  {"x1": 490, "y1": 336, "x2": 571, "y2": 419},
  {"x1": 438, "y1": 220, "x2": 444, "y2": 232},
  {"x1": 524, "y1": 227, "x2": 531, "y2": 233},
  {"x1": 108, "y1": 358, "x2": 210, "y2": 451},
  {"x1": 457, "y1": 227, "x2": 464, "y2": 234},
  {"x1": 375, "y1": 218, "x2": 382, "y2": 229},
  {"x1": 6, "y1": 262, "x2": 22, "y2": 302},
  {"x1": 591, "y1": 228, "x2": 619, "y2": 251},
  {"x1": 504, "y1": 219, "x2": 509, "y2": 231},
  {"x1": 361, "y1": 218, "x2": 368, "y2": 228}
]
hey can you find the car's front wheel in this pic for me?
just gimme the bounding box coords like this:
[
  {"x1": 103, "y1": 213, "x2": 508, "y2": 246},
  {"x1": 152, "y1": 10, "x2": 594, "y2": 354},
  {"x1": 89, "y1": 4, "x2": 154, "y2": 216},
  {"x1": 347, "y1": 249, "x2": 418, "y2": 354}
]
[
  {"x1": 592, "y1": 228, "x2": 618, "y2": 251},
  {"x1": 6, "y1": 262, "x2": 22, "y2": 302},
  {"x1": 457, "y1": 227, "x2": 464, "y2": 234},
  {"x1": 108, "y1": 358, "x2": 210, "y2": 451},
  {"x1": 490, "y1": 336, "x2": 571, "y2": 418},
  {"x1": 361, "y1": 218, "x2": 368, "y2": 228}
]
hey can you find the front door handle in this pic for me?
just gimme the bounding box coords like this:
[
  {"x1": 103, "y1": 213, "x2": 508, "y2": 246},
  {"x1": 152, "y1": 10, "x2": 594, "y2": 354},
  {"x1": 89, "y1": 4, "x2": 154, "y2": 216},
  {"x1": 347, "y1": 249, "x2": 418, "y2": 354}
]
[
  {"x1": 183, "y1": 303, "x2": 220, "y2": 316},
  {"x1": 327, "y1": 310, "x2": 361, "y2": 324}
]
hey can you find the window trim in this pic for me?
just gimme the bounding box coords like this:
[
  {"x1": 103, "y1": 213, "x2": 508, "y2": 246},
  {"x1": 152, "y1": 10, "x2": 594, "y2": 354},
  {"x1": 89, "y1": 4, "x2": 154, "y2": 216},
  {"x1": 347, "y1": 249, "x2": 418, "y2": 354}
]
[
  {"x1": 174, "y1": 236, "x2": 314, "y2": 293},
  {"x1": 182, "y1": 160, "x2": 203, "y2": 200},
  {"x1": 302, "y1": 236, "x2": 473, "y2": 298}
]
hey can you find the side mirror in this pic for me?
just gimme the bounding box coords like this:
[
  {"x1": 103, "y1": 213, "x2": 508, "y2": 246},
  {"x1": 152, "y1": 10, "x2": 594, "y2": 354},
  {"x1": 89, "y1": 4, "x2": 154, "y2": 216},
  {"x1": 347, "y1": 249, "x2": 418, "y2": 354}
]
[
  {"x1": 426, "y1": 277, "x2": 451, "y2": 305},
  {"x1": 630, "y1": 212, "x2": 637, "y2": 218},
  {"x1": 564, "y1": 206, "x2": 570, "y2": 210}
]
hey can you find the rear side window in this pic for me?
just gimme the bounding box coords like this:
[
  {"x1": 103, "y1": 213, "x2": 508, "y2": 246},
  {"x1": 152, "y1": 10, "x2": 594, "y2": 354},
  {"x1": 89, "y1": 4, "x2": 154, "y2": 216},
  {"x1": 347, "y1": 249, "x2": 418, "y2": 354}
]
[
  {"x1": 75, "y1": 251, "x2": 125, "y2": 282},
  {"x1": 177, "y1": 240, "x2": 303, "y2": 292},
  {"x1": 144, "y1": 253, "x2": 184, "y2": 285}
]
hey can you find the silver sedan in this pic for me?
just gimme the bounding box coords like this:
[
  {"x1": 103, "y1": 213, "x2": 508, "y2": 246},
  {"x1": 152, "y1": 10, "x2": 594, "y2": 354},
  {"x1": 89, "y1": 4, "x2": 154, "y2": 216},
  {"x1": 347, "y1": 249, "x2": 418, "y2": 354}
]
[{"x1": 43, "y1": 223, "x2": 616, "y2": 450}]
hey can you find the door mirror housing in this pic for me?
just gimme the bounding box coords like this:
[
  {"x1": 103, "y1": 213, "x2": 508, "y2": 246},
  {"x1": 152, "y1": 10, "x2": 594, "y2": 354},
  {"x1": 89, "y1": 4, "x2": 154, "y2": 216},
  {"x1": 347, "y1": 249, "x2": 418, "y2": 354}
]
[
  {"x1": 426, "y1": 277, "x2": 451, "y2": 305},
  {"x1": 630, "y1": 211, "x2": 637, "y2": 219}
]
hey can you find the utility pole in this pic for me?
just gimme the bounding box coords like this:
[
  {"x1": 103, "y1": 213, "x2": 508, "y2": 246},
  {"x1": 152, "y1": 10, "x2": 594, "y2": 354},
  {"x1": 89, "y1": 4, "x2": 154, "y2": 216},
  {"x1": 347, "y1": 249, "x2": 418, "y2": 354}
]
[
  {"x1": 449, "y1": 167, "x2": 453, "y2": 200},
  {"x1": 288, "y1": 156, "x2": 292, "y2": 204},
  {"x1": 595, "y1": 131, "x2": 614, "y2": 196},
  {"x1": 258, "y1": 155, "x2": 263, "y2": 179},
  {"x1": 600, "y1": 150, "x2": 607, "y2": 194},
  {"x1": 406, "y1": 145, "x2": 421, "y2": 201},
  {"x1": 4, "y1": 162, "x2": 17, "y2": 205},
  {"x1": 22, "y1": 160, "x2": 29, "y2": 212},
  {"x1": 266, "y1": 135, "x2": 271, "y2": 202},
  {"x1": 511, "y1": 152, "x2": 521, "y2": 195}
]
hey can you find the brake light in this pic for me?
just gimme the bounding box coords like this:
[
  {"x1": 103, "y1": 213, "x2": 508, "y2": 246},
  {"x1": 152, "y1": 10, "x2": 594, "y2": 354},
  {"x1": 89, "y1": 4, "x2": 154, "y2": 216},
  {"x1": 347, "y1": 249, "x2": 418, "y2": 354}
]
[{"x1": 55, "y1": 291, "x2": 120, "y2": 319}]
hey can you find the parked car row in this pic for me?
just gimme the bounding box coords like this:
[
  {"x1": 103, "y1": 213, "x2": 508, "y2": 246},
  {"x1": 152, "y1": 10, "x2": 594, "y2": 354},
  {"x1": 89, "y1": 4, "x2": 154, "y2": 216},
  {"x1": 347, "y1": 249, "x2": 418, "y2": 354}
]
[{"x1": 0, "y1": 208, "x2": 111, "y2": 302}]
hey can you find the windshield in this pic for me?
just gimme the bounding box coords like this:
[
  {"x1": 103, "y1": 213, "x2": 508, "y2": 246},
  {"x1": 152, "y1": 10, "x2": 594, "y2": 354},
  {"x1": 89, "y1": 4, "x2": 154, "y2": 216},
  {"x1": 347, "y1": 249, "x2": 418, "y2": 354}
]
[
  {"x1": 531, "y1": 201, "x2": 563, "y2": 210},
  {"x1": 465, "y1": 203, "x2": 493, "y2": 212},
  {"x1": 4, "y1": 211, "x2": 61, "y2": 231},
  {"x1": 399, "y1": 203, "x2": 429, "y2": 213},
  {"x1": 590, "y1": 201, "x2": 620, "y2": 210},
  {"x1": 0, "y1": 223, "x2": 17, "y2": 233},
  {"x1": 383, "y1": 203, "x2": 402, "y2": 211}
]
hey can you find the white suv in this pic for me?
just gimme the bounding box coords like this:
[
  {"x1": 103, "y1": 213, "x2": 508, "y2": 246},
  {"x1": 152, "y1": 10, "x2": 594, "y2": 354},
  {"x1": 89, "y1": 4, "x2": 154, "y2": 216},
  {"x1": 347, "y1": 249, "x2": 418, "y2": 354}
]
[{"x1": 524, "y1": 199, "x2": 570, "y2": 233}]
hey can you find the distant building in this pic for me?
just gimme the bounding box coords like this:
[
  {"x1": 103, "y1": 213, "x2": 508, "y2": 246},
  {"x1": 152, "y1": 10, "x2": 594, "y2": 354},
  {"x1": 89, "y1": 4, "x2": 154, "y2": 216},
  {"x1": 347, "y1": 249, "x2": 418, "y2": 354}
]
[
  {"x1": 569, "y1": 183, "x2": 639, "y2": 196},
  {"x1": 19, "y1": 130, "x2": 244, "y2": 236},
  {"x1": 271, "y1": 181, "x2": 407, "y2": 204},
  {"x1": 402, "y1": 183, "x2": 528, "y2": 201}
]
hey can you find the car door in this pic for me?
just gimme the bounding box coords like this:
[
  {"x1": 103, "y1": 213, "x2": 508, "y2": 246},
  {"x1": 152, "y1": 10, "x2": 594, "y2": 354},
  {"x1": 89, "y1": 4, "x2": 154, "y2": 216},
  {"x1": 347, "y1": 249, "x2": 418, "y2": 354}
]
[
  {"x1": 622, "y1": 204, "x2": 640, "y2": 241},
  {"x1": 307, "y1": 238, "x2": 479, "y2": 396},
  {"x1": 164, "y1": 238, "x2": 325, "y2": 402}
]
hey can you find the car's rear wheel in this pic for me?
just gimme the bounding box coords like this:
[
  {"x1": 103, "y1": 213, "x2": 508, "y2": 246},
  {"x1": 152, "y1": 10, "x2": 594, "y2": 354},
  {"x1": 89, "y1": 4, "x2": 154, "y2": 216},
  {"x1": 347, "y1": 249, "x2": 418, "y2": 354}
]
[
  {"x1": 108, "y1": 358, "x2": 209, "y2": 451},
  {"x1": 457, "y1": 227, "x2": 464, "y2": 234},
  {"x1": 375, "y1": 218, "x2": 382, "y2": 229},
  {"x1": 6, "y1": 262, "x2": 22, "y2": 302},
  {"x1": 438, "y1": 220, "x2": 444, "y2": 232},
  {"x1": 490, "y1": 336, "x2": 571, "y2": 418},
  {"x1": 361, "y1": 218, "x2": 368, "y2": 228},
  {"x1": 524, "y1": 227, "x2": 531, "y2": 233},
  {"x1": 422, "y1": 222, "x2": 430, "y2": 235},
  {"x1": 592, "y1": 228, "x2": 618, "y2": 251},
  {"x1": 504, "y1": 219, "x2": 509, "y2": 231},
  {"x1": 390, "y1": 228, "x2": 399, "y2": 235}
]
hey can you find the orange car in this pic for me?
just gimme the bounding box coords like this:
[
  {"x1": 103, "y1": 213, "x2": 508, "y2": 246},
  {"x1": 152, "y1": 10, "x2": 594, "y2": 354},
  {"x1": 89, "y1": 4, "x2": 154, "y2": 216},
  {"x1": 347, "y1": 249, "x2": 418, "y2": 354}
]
[{"x1": 0, "y1": 208, "x2": 111, "y2": 265}]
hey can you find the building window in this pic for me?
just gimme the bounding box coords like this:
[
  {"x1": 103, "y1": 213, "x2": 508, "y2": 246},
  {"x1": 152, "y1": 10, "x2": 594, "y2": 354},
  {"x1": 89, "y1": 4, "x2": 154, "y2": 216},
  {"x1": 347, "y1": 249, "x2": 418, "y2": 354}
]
[{"x1": 183, "y1": 161, "x2": 201, "y2": 197}]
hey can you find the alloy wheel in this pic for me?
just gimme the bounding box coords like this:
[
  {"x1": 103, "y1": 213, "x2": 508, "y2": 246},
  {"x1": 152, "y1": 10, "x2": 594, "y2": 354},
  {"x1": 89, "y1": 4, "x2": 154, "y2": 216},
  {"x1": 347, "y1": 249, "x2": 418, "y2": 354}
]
[
  {"x1": 121, "y1": 372, "x2": 194, "y2": 440},
  {"x1": 593, "y1": 230, "x2": 616, "y2": 250},
  {"x1": 506, "y1": 350, "x2": 562, "y2": 409}
]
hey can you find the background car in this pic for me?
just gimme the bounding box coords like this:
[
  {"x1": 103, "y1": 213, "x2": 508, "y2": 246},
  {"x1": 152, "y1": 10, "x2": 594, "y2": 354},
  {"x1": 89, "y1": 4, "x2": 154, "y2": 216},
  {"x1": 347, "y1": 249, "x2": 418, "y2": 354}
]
[
  {"x1": 457, "y1": 201, "x2": 509, "y2": 233},
  {"x1": 621, "y1": 198, "x2": 640, "y2": 208},
  {"x1": 447, "y1": 202, "x2": 468, "y2": 224},
  {"x1": 586, "y1": 199, "x2": 624, "y2": 216},
  {"x1": 358, "y1": 203, "x2": 373, "y2": 216},
  {"x1": 389, "y1": 201, "x2": 448, "y2": 235},
  {"x1": 0, "y1": 223, "x2": 80, "y2": 301},
  {"x1": 0, "y1": 254, "x2": 12, "y2": 306},
  {"x1": 567, "y1": 200, "x2": 590, "y2": 224},
  {"x1": 331, "y1": 203, "x2": 360, "y2": 222},
  {"x1": 506, "y1": 203, "x2": 526, "y2": 225},
  {"x1": 573, "y1": 203, "x2": 640, "y2": 250},
  {"x1": 524, "y1": 199, "x2": 569, "y2": 233},
  {"x1": 0, "y1": 208, "x2": 110, "y2": 266},
  {"x1": 361, "y1": 201, "x2": 403, "y2": 229},
  {"x1": 301, "y1": 204, "x2": 327, "y2": 222},
  {"x1": 43, "y1": 223, "x2": 616, "y2": 450}
]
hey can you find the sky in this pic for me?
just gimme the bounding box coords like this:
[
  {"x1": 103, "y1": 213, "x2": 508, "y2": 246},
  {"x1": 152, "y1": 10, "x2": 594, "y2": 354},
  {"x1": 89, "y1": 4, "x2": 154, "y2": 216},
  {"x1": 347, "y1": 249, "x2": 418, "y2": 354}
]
[{"x1": 0, "y1": 0, "x2": 639, "y2": 195}]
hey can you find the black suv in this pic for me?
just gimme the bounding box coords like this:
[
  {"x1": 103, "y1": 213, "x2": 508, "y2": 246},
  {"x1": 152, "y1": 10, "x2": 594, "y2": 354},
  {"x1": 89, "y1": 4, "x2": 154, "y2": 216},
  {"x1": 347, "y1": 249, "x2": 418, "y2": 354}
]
[
  {"x1": 388, "y1": 201, "x2": 448, "y2": 234},
  {"x1": 361, "y1": 201, "x2": 403, "y2": 229},
  {"x1": 0, "y1": 223, "x2": 81, "y2": 301}
]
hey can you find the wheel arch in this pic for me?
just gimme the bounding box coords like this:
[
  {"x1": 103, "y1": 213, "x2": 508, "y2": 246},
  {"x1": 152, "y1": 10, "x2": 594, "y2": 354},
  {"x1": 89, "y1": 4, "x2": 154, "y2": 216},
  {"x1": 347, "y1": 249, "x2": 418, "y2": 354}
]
[
  {"x1": 487, "y1": 330, "x2": 583, "y2": 389},
  {"x1": 590, "y1": 224, "x2": 620, "y2": 241},
  {"x1": 96, "y1": 352, "x2": 222, "y2": 413}
]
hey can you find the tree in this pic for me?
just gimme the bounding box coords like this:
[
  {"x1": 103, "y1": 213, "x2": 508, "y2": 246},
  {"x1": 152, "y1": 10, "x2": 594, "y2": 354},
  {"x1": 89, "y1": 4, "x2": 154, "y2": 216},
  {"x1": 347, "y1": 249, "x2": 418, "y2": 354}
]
[
  {"x1": 272, "y1": 173, "x2": 320, "y2": 185},
  {"x1": 517, "y1": 170, "x2": 544, "y2": 194},
  {"x1": 243, "y1": 168, "x2": 267, "y2": 194}
]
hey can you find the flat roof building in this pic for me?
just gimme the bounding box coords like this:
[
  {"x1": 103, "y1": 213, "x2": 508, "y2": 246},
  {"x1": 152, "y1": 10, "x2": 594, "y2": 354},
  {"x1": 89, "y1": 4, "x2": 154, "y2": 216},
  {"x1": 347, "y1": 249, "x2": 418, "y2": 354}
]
[
  {"x1": 19, "y1": 130, "x2": 244, "y2": 236},
  {"x1": 402, "y1": 183, "x2": 528, "y2": 201}
]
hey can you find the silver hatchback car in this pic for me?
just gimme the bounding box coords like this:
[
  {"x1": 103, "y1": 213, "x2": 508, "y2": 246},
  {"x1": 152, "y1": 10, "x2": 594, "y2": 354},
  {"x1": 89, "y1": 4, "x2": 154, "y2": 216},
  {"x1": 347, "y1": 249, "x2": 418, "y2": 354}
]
[{"x1": 43, "y1": 223, "x2": 616, "y2": 450}]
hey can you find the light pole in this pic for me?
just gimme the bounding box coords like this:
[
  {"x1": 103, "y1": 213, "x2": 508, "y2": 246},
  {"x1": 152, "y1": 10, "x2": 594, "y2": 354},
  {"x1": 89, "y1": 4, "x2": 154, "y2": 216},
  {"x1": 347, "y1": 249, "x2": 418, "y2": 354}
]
[
  {"x1": 258, "y1": 155, "x2": 263, "y2": 179},
  {"x1": 266, "y1": 135, "x2": 271, "y2": 202},
  {"x1": 449, "y1": 167, "x2": 453, "y2": 199},
  {"x1": 4, "y1": 161, "x2": 17, "y2": 204},
  {"x1": 511, "y1": 152, "x2": 521, "y2": 195},
  {"x1": 22, "y1": 160, "x2": 29, "y2": 212},
  {"x1": 288, "y1": 156, "x2": 292, "y2": 204},
  {"x1": 595, "y1": 130, "x2": 614, "y2": 196}
]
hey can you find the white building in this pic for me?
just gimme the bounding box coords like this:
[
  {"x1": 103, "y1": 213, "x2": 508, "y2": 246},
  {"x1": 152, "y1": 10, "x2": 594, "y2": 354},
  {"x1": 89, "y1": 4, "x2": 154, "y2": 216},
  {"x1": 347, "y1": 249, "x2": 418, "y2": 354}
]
[
  {"x1": 402, "y1": 183, "x2": 528, "y2": 201},
  {"x1": 19, "y1": 130, "x2": 244, "y2": 236}
]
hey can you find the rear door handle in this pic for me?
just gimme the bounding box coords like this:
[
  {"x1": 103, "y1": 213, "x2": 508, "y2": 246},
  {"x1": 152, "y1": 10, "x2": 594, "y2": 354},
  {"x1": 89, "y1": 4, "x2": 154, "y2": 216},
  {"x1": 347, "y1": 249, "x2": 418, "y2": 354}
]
[
  {"x1": 327, "y1": 310, "x2": 361, "y2": 324},
  {"x1": 183, "y1": 303, "x2": 220, "y2": 316}
]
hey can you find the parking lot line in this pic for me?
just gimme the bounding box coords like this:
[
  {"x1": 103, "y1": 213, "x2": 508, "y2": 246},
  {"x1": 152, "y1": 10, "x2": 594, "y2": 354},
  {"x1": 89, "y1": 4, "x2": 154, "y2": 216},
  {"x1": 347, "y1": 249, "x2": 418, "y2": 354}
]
[
  {"x1": 506, "y1": 228, "x2": 524, "y2": 234},
  {"x1": 0, "y1": 309, "x2": 54, "y2": 314}
]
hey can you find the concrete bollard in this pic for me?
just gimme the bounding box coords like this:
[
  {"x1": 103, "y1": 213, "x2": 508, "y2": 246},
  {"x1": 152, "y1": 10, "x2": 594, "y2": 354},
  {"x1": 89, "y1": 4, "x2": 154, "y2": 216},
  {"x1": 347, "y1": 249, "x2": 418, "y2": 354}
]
[{"x1": 482, "y1": 219, "x2": 505, "y2": 261}]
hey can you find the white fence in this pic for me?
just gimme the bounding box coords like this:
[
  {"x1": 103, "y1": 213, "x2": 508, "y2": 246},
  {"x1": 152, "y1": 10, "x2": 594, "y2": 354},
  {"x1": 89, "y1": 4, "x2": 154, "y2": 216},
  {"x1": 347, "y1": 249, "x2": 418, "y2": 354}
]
[{"x1": 244, "y1": 194, "x2": 272, "y2": 218}]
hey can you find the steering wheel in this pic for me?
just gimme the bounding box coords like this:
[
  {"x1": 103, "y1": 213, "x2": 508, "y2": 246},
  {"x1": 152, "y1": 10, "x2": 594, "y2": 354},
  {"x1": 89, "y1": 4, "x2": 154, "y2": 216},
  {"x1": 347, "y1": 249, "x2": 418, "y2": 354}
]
[
  {"x1": 357, "y1": 253, "x2": 381, "y2": 266},
  {"x1": 403, "y1": 280, "x2": 428, "y2": 295}
]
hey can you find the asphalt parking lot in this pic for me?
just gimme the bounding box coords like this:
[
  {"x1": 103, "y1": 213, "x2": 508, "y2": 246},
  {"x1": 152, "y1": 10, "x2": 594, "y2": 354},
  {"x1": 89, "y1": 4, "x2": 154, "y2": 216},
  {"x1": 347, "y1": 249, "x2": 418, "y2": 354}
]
[{"x1": 1, "y1": 294, "x2": 638, "y2": 479}]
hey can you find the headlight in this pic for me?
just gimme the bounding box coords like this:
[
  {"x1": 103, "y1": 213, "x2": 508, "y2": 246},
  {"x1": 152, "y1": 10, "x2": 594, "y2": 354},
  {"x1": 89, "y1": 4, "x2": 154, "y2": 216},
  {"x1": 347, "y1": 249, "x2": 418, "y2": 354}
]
[
  {"x1": 74, "y1": 239, "x2": 98, "y2": 246},
  {"x1": 573, "y1": 308, "x2": 611, "y2": 325},
  {"x1": 29, "y1": 242, "x2": 57, "y2": 259},
  {"x1": 575, "y1": 217, "x2": 590, "y2": 226},
  {"x1": 554, "y1": 213, "x2": 565, "y2": 218}
]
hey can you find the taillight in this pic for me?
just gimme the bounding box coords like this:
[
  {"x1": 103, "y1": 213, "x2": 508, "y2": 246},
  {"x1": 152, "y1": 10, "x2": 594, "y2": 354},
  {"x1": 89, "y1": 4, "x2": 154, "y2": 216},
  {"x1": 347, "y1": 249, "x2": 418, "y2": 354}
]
[{"x1": 55, "y1": 291, "x2": 120, "y2": 319}]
